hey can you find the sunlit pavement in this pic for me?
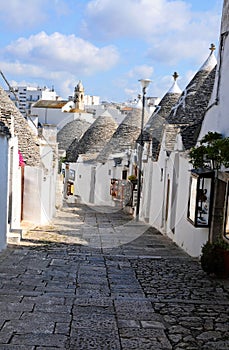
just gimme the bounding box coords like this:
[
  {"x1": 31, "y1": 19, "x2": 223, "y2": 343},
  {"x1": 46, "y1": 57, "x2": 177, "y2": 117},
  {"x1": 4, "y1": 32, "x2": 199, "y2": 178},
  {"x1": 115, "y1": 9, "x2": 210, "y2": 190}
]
[{"x1": 0, "y1": 201, "x2": 229, "y2": 349}]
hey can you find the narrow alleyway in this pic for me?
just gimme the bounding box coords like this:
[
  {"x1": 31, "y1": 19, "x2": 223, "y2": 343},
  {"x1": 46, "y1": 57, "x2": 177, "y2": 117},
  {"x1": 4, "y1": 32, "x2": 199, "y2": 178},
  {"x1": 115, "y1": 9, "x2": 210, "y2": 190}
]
[{"x1": 0, "y1": 202, "x2": 229, "y2": 349}]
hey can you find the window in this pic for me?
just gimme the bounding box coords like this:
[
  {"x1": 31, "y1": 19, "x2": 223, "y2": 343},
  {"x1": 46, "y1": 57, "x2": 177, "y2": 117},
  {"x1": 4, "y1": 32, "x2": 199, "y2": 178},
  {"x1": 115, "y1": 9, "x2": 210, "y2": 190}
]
[
  {"x1": 69, "y1": 169, "x2": 75, "y2": 181},
  {"x1": 113, "y1": 157, "x2": 122, "y2": 167},
  {"x1": 122, "y1": 170, "x2": 127, "y2": 180},
  {"x1": 187, "y1": 169, "x2": 214, "y2": 227},
  {"x1": 224, "y1": 182, "x2": 229, "y2": 240}
]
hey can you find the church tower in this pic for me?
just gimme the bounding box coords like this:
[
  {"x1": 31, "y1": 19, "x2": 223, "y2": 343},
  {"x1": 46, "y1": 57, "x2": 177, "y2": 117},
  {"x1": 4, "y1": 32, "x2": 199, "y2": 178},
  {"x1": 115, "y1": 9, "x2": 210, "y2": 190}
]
[{"x1": 74, "y1": 80, "x2": 85, "y2": 110}]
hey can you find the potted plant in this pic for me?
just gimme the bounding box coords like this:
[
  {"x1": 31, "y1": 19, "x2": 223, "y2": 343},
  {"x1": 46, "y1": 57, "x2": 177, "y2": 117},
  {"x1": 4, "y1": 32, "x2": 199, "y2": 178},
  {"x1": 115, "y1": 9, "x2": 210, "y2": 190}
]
[
  {"x1": 201, "y1": 238, "x2": 229, "y2": 277},
  {"x1": 128, "y1": 174, "x2": 137, "y2": 185}
]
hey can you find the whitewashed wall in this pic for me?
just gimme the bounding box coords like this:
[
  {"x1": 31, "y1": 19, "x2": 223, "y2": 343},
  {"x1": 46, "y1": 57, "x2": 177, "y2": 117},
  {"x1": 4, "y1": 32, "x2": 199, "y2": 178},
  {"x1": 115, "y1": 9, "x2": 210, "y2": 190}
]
[
  {"x1": 146, "y1": 152, "x2": 169, "y2": 231},
  {"x1": 71, "y1": 160, "x2": 113, "y2": 205},
  {"x1": 70, "y1": 162, "x2": 93, "y2": 204},
  {"x1": 170, "y1": 155, "x2": 209, "y2": 257},
  {"x1": 23, "y1": 166, "x2": 43, "y2": 224},
  {"x1": 141, "y1": 143, "x2": 209, "y2": 257},
  {"x1": 95, "y1": 162, "x2": 114, "y2": 206},
  {"x1": 23, "y1": 141, "x2": 57, "y2": 225},
  {"x1": 0, "y1": 134, "x2": 9, "y2": 250},
  {"x1": 8, "y1": 137, "x2": 22, "y2": 230},
  {"x1": 141, "y1": 160, "x2": 153, "y2": 222},
  {"x1": 41, "y1": 125, "x2": 58, "y2": 220},
  {"x1": 69, "y1": 156, "x2": 130, "y2": 207},
  {"x1": 23, "y1": 165, "x2": 55, "y2": 225}
]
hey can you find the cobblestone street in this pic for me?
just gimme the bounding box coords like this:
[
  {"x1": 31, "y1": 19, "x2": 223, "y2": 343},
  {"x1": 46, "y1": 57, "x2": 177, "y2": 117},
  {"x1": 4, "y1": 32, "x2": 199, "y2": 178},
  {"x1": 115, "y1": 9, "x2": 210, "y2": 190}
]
[{"x1": 0, "y1": 202, "x2": 229, "y2": 349}]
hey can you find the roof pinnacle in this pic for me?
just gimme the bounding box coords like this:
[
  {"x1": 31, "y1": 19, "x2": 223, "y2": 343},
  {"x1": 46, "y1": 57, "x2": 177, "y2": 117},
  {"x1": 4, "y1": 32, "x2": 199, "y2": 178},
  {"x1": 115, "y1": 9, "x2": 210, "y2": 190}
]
[
  {"x1": 209, "y1": 43, "x2": 216, "y2": 52},
  {"x1": 173, "y1": 72, "x2": 179, "y2": 81},
  {"x1": 199, "y1": 43, "x2": 217, "y2": 72},
  {"x1": 168, "y1": 72, "x2": 181, "y2": 94}
]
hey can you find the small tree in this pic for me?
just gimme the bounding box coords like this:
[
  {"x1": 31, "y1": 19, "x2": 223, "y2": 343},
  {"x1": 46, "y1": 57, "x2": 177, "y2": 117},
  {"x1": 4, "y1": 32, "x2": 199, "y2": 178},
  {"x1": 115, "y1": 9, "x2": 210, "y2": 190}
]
[{"x1": 189, "y1": 132, "x2": 229, "y2": 171}]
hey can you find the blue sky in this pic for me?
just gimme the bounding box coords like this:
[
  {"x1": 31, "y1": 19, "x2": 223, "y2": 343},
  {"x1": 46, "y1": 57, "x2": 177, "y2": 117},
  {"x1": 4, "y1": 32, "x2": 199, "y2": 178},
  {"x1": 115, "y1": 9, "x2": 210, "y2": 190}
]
[{"x1": 0, "y1": 0, "x2": 223, "y2": 102}]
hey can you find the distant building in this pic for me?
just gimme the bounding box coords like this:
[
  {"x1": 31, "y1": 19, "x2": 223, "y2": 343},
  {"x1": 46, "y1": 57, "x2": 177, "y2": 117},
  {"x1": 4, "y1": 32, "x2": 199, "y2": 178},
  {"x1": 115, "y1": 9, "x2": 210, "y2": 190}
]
[
  {"x1": 84, "y1": 96, "x2": 160, "y2": 125},
  {"x1": 84, "y1": 95, "x2": 100, "y2": 106},
  {"x1": 68, "y1": 82, "x2": 100, "y2": 108},
  {"x1": 73, "y1": 80, "x2": 85, "y2": 111},
  {"x1": 31, "y1": 99, "x2": 95, "y2": 130},
  {"x1": 5, "y1": 85, "x2": 58, "y2": 117}
]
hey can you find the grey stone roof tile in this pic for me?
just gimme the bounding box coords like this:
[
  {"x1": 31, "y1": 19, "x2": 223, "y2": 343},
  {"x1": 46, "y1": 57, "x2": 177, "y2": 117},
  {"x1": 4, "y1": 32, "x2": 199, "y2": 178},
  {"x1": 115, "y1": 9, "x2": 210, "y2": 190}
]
[
  {"x1": 164, "y1": 124, "x2": 178, "y2": 152},
  {"x1": 169, "y1": 66, "x2": 216, "y2": 150},
  {"x1": 57, "y1": 119, "x2": 91, "y2": 150},
  {"x1": 162, "y1": 49, "x2": 217, "y2": 152},
  {"x1": 168, "y1": 50, "x2": 217, "y2": 125},
  {"x1": 66, "y1": 110, "x2": 118, "y2": 162},
  {"x1": 0, "y1": 86, "x2": 40, "y2": 166},
  {"x1": 142, "y1": 79, "x2": 181, "y2": 161},
  {"x1": 97, "y1": 108, "x2": 149, "y2": 163}
]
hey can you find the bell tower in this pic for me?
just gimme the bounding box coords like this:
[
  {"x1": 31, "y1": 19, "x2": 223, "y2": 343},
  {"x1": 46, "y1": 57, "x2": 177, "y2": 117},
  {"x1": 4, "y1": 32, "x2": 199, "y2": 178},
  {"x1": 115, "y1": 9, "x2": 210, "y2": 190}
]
[{"x1": 74, "y1": 80, "x2": 85, "y2": 110}]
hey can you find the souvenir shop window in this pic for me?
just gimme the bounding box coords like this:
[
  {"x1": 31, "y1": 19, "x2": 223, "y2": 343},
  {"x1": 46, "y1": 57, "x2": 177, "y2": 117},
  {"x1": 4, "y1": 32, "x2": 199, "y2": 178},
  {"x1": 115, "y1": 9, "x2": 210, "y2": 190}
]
[
  {"x1": 224, "y1": 182, "x2": 229, "y2": 240},
  {"x1": 187, "y1": 169, "x2": 214, "y2": 227}
]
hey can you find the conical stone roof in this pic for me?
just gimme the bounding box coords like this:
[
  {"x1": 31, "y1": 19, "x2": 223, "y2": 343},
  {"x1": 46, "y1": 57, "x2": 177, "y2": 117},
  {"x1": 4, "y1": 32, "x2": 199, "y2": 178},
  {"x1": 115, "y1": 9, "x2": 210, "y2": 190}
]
[
  {"x1": 142, "y1": 73, "x2": 182, "y2": 161},
  {"x1": 168, "y1": 46, "x2": 217, "y2": 125},
  {"x1": 97, "y1": 108, "x2": 149, "y2": 164},
  {"x1": 179, "y1": 66, "x2": 216, "y2": 150},
  {"x1": 0, "y1": 86, "x2": 40, "y2": 166},
  {"x1": 66, "y1": 110, "x2": 118, "y2": 162},
  {"x1": 57, "y1": 119, "x2": 91, "y2": 151},
  {"x1": 167, "y1": 46, "x2": 217, "y2": 150}
]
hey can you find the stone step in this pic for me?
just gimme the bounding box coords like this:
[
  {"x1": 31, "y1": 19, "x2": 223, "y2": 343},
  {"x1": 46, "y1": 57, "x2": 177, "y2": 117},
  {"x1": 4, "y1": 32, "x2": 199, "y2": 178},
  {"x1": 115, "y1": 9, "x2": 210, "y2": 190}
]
[{"x1": 7, "y1": 228, "x2": 22, "y2": 244}]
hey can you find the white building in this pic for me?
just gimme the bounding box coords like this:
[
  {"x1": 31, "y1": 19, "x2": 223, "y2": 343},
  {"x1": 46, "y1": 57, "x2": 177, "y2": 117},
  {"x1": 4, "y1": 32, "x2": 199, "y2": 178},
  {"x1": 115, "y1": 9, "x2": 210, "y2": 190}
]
[
  {"x1": 31, "y1": 99, "x2": 95, "y2": 130},
  {"x1": 139, "y1": 49, "x2": 217, "y2": 257},
  {"x1": 32, "y1": 81, "x2": 96, "y2": 129},
  {"x1": 0, "y1": 84, "x2": 59, "y2": 248},
  {"x1": 93, "y1": 108, "x2": 150, "y2": 208},
  {"x1": 198, "y1": 0, "x2": 229, "y2": 243},
  {"x1": 84, "y1": 95, "x2": 100, "y2": 106},
  {"x1": 66, "y1": 111, "x2": 118, "y2": 204},
  {"x1": 23, "y1": 125, "x2": 58, "y2": 225},
  {"x1": 6, "y1": 85, "x2": 58, "y2": 117}
]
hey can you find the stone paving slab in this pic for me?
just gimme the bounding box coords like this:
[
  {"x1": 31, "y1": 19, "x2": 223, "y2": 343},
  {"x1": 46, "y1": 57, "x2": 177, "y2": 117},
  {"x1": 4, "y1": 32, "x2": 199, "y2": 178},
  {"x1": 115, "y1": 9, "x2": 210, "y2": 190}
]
[
  {"x1": 120, "y1": 328, "x2": 172, "y2": 349},
  {"x1": 68, "y1": 329, "x2": 121, "y2": 349},
  {"x1": 0, "y1": 202, "x2": 228, "y2": 349}
]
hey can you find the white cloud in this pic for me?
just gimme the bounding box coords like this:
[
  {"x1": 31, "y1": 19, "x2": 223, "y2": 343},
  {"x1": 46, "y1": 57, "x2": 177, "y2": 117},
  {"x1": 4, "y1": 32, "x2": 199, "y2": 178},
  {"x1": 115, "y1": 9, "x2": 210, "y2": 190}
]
[
  {"x1": 84, "y1": 0, "x2": 221, "y2": 67},
  {"x1": 85, "y1": 0, "x2": 191, "y2": 39},
  {"x1": 1, "y1": 31, "x2": 120, "y2": 98},
  {"x1": 0, "y1": 61, "x2": 45, "y2": 77},
  {"x1": 146, "y1": 9, "x2": 221, "y2": 65},
  {"x1": 2, "y1": 31, "x2": 119, "y2": 75}
]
